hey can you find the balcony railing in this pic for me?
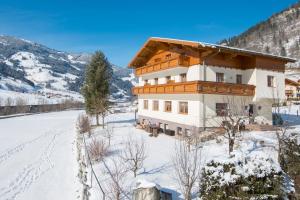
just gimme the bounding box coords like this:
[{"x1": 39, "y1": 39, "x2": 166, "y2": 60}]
[
  {"x1": 285, "y1": 90, "x2": 293, "y2": 94},
  {"x1": 135, "y1": 55, "x2": 190, "y2": 76},
  {"x1": 132, "y1": 81, "x2": 255, "y2": 96}
]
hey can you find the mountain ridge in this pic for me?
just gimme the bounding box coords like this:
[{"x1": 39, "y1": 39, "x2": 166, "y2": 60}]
[
  {"x1": 0, "y1": 35, "x2": 135, "y2": 103},
  {"x1": 219, "y1": 1, "x2": 300, "y2": 68}
]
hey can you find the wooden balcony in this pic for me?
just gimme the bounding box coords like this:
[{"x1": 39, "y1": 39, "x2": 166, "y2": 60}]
[
  {"x1": 285, "y1": 90, "x2": 293, "y2": 95},
  {"x1": 135, "y1": 55, "x2": 190, "y2": 76},
  {"x1": 132, "y1": 81, "x2": 255, "y2": 96}
]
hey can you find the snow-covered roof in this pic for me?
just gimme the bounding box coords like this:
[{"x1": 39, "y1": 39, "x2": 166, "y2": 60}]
[{"x1": 128, "y1": 37, "x2": 296, "y2": 68}]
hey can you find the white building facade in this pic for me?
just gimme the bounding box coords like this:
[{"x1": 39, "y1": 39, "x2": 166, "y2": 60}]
[{"x1": 129, "y1": 38, "x2": 295, "y2": 134}]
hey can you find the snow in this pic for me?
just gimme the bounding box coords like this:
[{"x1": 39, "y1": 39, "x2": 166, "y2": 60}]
[
  {"x1": 135, "y1": 179, "x2": 161, "y2": 190},
  {"x1": 0, "y1": 103, "x2": 299, "y2": 199},
  {"x1": 8, "y1": 51, "x2": 79, "y2": 92},
  {"x1": 0, "y1": 110, "x2": 83, "y2": 200},
  {"x1": 81, "y1": 109, "x2": 298, "y2": 200},
  {"x1": 121, "y1": 73, "x2": 137, "y2": 86},
  {"x1": 0, "y1": 89, "x2": 83, "y2": 105}
]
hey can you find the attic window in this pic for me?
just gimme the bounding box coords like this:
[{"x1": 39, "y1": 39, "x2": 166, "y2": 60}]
[
  {"x1": 165, "y1": 54, "x2": 171, "y2": 59},
  {"x1": 154, "y1": 58, "x2": 161, "y2": 63}
]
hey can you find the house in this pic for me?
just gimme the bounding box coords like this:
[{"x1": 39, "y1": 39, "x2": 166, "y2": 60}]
[
  {"x1": 285, "y1": 78, "x2": 300, "y2": 99},
  {"x1": 128, "y1": 37, "x2": 296, "y2": 133}
]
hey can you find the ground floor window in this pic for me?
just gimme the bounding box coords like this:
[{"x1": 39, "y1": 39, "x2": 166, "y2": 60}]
[
  {"x1": 216, "y1": 103, "x2": 228, "y2": 116},
  {"x1": 153, "y1": 100, "x2": 159, "y2": 111},
  {"x1": 179, "y1": 102, "x2": 188, "y2": 114},
  {"x1": 143, "y1": 100, "x2": 148, "y2": 109},
  {"x1": 164, "y1": 101, "x2": 172, "y2": 112}
]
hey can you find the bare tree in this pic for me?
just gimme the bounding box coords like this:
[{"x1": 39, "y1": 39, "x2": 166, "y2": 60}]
[
  {"x1": 272, "y1": 85, "x2": 290, "y2": 168},
  {"x1": 103, "y1": 157, "x2": 129, "y2": 200},
  {"x1": 121, "y1": 136, "x2": 147, "y2": 177},
  {"x1": 214, "y1": 96, "x2": 248, "y2": 154},
  {"x1": 183, "y1": 126, "x2": 200, "y2": 152},
  {"x1": 172, "y1": 141, "x2": 202, "y2": 200},
  {"x1": 76, "y1": 114, "x2": 92, "y2": 136},
  {"x1": 105, "y1": 124, "x2": 114, "y2": 146}
]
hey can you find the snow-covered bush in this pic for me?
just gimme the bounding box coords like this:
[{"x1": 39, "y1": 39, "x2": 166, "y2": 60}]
[{"x1": 200, "y1": 154, "x2": 287, "y2": 199}]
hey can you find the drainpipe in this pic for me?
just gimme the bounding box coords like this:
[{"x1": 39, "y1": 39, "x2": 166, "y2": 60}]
[{"x1": 201, "y1": 49, "x2": 221, "y2": 130}]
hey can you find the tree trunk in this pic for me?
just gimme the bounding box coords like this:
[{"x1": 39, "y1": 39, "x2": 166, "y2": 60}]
[
  {"x1": 185, "y1": 187, "x2": 192, "y2": 200},
  {"x1": 96, "y1": 114, "x2": 99, "y2": 126},
  {"x1": 102, "y1": 115, "x2": 105, "y2": 128},
  {"x1": 229, "y1": 138, "x2": 234, "y2": 154}
]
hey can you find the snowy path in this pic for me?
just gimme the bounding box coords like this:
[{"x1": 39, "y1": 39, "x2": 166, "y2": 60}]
[{"x1": 0, "y1": 110, "x2": 83, "y2": 200}]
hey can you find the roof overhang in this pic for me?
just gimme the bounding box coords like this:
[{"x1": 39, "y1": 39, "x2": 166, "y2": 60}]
[
  {"x1": 128, "y1": 37, "x2": 297, "y2": 68},
  {"x1": 285, "y1": 78, "x2": 300, "y2": 86}
]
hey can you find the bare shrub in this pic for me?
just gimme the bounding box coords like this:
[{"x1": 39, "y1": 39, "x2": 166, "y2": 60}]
[
  {"x1": 103, "y1": 157, "x2": 129, "y2": 200},
  {"x1": 15, "y1": 97, "x2": 28, "y2": 113},
  {"x1": 172, "y1": 141, "x2": 202, "y2": 200},
  {"x1": 5, "y1": 97, "x2": 14, "y2": 106},
  {"x1": 121, "y1": 136, "x2": 147, "y2": 177},
  {"x1": 87, "y1": 137, "x2": 108, "y2": 162},
  {"x1": 76, "y1": 114, "x2": 91, "y2": 135}
]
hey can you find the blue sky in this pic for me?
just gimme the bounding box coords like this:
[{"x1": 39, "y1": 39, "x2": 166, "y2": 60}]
[{"x1": 0, "y1": 0, "x2": 297, "y2": 66}]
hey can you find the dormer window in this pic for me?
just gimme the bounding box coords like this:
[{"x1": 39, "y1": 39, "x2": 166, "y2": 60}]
[
  {"x1": 154, "y1": 58, "x2": 161, "y2": 63},
  {"x1": 165, "y1": 54, "x2": 171, "y2": 60}
]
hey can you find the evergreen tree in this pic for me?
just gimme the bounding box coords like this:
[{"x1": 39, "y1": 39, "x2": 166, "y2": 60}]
[{"x1": 82, "y1": 51, "x2": 112, "y2": 127}]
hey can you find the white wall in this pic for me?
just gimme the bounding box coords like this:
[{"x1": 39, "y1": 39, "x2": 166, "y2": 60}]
[
  {"x1": 254, "y1": 69, "x2": 285, "y2": 101},
  {"x1": 138, "y1": 94, "x2": 202, "y2": 127},
  {"x1": 137, "y1": 94, "x2": 265, "y2": 128}
]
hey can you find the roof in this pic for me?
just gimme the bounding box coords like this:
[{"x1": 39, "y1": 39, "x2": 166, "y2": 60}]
[
  {"x1": 128, "y1": 37, "x2": 297, "y2": 68},
  {"x1": 285, "y1": 78, "x2": 300, "y2": 86}
]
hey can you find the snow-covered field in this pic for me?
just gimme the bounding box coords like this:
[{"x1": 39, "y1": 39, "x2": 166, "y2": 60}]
[
  {"x1": 0, "y1": 110, "x2": 83, "y2": 200},
  {"x1": 0, "y1": 89, "x2": 83, "y2": 106},
  {"x1": 83, "y1": 109, "x2": 300, "y2": 200},
  {"x1": 0, "y1": 105, "x2": 299, "y2": 199}
]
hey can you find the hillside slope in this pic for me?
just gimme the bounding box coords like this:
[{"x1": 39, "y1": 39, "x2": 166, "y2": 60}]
[
  {"x1": 0, "y1": 36, "x2": 135, "y2": 103},
  {"x1": 220, "y1": 2, "x2": 300, "y2": 68}
]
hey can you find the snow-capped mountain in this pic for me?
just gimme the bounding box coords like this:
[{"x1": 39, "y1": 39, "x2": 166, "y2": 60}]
[
  {"x1": 0, "y1": 35, "x2": 135, "y2": 103},
  {"x1": 219, "y1": 2, "x2": 300, "y2": 68}
]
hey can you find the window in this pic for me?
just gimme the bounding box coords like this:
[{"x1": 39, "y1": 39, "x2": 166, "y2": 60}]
[
  {"x1": 166, "y1": 76, "x2": 171, "y2": 83},
  {"x1": 179, "y1": 102, "x2": 188, "y2": 114},
  {"x1": 154, "y1": 78, "x2": 158, "y2": 85},
  {"x1": 143, "y1": 100, "x2": 148, "y2": 109},
  {"x1": 153, "y1": 100, "x2": 159, "y2": 111},
  {"x1": 216, "y1": 73, "x2": 224, "y2": 82},
  {"x1": 144, "y1": 79, "x2": 148, "y2": 85},
  {"x1": 165, "y1": 54, "x2": 171, "y2": 59},
  {"x1": 164, "y1": 101, "x2": 172, "y2": 112},
  {"x1": 180, "y1": 73, "x2": 187, "y2": 82},
  {"x1": 154, "y1": 58, "x2": 161, "y2": 63},
  {"x1": 236, "y1": 74, "x2": 242, "y2": 84},
  {"x1": 267, "y1": 76, "x2": 274, "y2": 87},
  {"x1": 216, "y1": 103, "x2": 228, "y2": 116}
]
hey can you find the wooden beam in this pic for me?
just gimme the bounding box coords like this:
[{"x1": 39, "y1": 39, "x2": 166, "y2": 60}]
[{"x1": 200, "y1": 50, "x2": 214, "y2": 58}]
